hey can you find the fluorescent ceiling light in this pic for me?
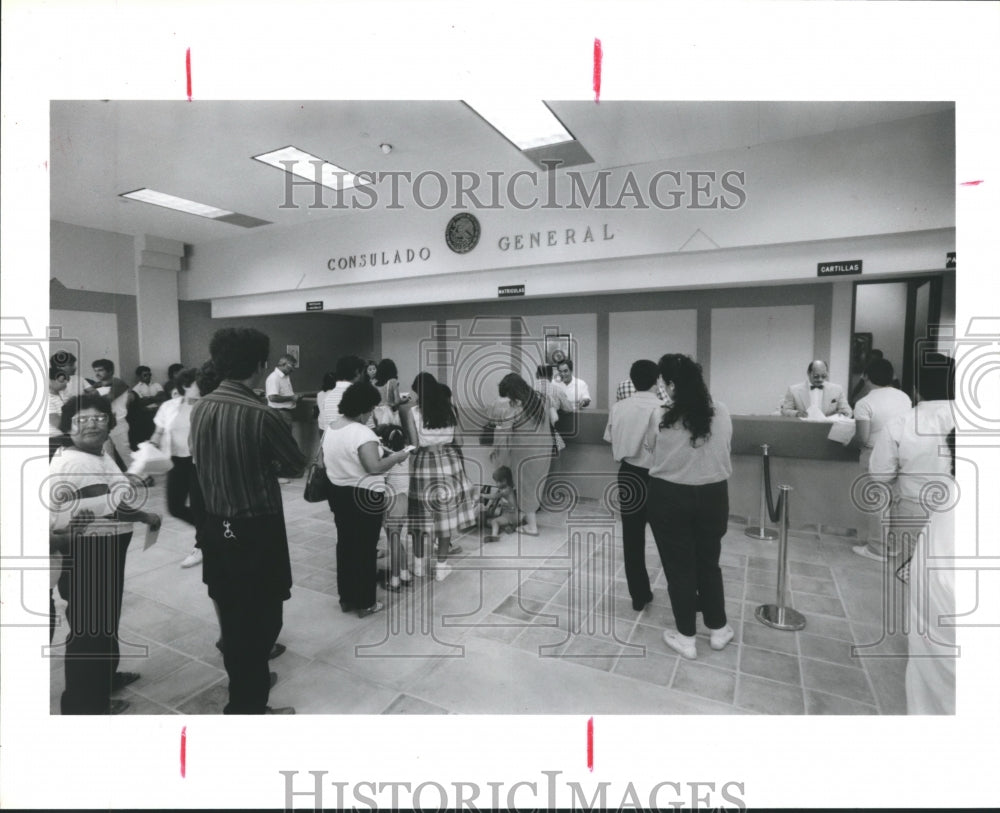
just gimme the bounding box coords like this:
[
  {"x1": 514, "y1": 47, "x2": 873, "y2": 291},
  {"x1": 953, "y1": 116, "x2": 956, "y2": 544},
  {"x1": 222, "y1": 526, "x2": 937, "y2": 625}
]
[
  {"x1": 464, "y1": 100, "x2": 574, "y2": 150},
  {"x1": 252, "y1": 146, "x2": 366, "y2": 191},
  {"x1": 120, "y1": 188, "x2": 234, "y2": 218}
]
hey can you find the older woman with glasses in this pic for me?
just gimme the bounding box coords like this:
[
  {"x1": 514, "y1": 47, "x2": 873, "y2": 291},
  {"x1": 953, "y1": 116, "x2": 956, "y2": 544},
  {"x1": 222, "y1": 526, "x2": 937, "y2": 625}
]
[{"x1": 49, "y1": 394, "x2": 161, "y2": 714}]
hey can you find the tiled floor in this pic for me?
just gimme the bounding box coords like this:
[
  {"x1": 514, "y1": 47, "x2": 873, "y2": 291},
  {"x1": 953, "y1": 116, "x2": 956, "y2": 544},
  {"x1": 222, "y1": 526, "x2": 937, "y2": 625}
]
[{"x1": 50, "y1": 480, "x2": 909, "y2": 715}]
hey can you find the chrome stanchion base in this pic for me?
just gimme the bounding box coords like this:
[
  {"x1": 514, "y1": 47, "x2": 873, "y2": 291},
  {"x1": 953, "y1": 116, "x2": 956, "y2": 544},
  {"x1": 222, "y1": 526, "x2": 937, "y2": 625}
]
[
  {"x1": 755, "y1": 604, "x2": 806, "y2": 631},
  {"x1": 744, "y1": 526, "x2": 779, "y2": 541}
]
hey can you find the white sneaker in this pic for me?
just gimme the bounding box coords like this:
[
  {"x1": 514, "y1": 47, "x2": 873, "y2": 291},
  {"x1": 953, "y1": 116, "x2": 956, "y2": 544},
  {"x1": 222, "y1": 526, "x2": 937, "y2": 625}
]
[
  {"x1": 180, "y1": 548, "x2": 203, "y2": 568},
  {"x1": 852, "y1": 545, "x2": 887, "y2": 562},
  {"x1": 709, "y1": 624, "x2": 735, "y2": 651},
  {"x1": 662, "y1": 629, "x2": 697, "y2": 660},
  {"x1": 435, "y1": 561, "x2": 452, "y2": 582}
]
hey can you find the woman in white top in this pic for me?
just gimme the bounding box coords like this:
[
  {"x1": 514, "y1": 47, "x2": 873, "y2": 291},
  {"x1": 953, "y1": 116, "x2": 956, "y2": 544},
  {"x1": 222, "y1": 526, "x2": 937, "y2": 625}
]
[
  {"x1": 324, "y1": 382, "x2": 412, "y2": 617},
  {"x1": 149, "y1": 368, "x2": 206, "y2": 568},
  {"x1": 50, "y1": 395, "x2": 161, "y2": 714},
  {"x1": 401, "y1": 372, "x2": 476, "y2": 581},
  {"x1": 643, "y1": 354, "x2": 734, "y2": 661},
  {"x1": 851, "y1": 357, "x2": 913, "y2": 561},
  {"x1": 372, "y1": 358, "x2": 404, "y2": 426}
]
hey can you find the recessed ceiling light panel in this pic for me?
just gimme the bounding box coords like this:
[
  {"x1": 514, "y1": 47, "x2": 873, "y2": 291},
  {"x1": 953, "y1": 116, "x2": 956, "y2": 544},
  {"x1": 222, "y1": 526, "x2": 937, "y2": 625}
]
[
  {"x1": 120, "y1": 188, "x2": 233, "y2": 218},
  {"x1": 252, "y1": 145, "x2": 368, "y2": 191},
  {"x1": 464, "y1": 100, "x2": 574, "y2": 150}
]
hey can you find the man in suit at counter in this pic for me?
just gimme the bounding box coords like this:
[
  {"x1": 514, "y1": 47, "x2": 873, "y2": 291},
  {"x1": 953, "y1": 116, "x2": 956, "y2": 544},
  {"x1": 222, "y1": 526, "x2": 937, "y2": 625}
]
[{"x1": 780, "y1": 360, "x2": 852, "y2": 418}]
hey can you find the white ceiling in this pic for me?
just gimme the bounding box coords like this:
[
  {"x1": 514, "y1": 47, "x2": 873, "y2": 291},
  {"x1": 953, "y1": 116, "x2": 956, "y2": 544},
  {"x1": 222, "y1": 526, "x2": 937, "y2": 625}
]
[{"x1": 50, "y1": 100, "x2": 954, "y2": 247}]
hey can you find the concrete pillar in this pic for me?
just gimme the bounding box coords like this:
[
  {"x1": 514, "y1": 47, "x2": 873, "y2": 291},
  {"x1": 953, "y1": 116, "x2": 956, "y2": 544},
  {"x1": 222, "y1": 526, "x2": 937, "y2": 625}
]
[{"x1": 134, "y1": 235, "x2": 184, "y2": 380}]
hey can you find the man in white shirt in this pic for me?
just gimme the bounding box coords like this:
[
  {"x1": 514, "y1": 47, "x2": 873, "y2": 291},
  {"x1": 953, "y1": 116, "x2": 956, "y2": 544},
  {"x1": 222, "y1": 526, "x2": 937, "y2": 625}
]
[
  {"x1": 554, "y1": 359, "x2": 591, "y2": 409},
  {"x1": 780, "y1": 359, "x2": 852, "y2": 417},
  {"x1": 603, "y1": 360, "x2": 662, "y2": 611},
  {"x1": 265, "y1": 354, "x2": 299, "y2": 427}
]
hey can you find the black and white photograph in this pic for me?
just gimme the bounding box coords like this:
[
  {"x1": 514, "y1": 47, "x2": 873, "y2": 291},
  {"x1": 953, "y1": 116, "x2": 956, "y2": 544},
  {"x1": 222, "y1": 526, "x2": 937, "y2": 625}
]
[{"x1": 2, "y1": 2, "x2": 998, "y2": 811}]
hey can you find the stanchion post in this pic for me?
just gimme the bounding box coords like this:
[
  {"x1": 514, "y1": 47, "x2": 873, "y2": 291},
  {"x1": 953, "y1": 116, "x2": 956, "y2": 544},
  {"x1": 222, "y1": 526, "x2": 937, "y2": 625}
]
[
  {"x1": 745, "y1": 443, "x2": 778, "y2": 541},
  {"x1": 755, "y1": 484, "x2": 806, "y2": 631}
]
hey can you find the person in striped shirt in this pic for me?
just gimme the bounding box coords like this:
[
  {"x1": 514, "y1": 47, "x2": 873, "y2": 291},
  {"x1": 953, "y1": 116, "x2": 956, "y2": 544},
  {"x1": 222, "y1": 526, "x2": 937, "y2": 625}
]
[{"x1": 189, "y1": 328, "x2": 305, "y2": 714}]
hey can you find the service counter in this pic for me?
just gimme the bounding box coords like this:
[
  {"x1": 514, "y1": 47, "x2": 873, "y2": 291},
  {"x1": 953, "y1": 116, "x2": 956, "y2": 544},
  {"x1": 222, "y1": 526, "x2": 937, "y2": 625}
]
[
  {"x1": 466, "y1": 410, "x2": 864, "y2": 536},
  {"x1": 302, "y1": 404, "x2": 866, "y2": 536}
]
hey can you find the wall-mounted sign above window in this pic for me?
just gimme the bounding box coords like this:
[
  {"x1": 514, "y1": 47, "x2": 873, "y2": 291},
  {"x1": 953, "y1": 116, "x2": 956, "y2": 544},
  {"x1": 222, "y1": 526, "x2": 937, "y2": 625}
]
[
  {"x1": 946, "y1": 252, "x2": 956, "y2": 269},
  {"x1": 306, "y1": 301, "x2": 324, "y2": 311},
  {"x1": 498, "y1": 285, "x2": 525, "y2": 298},
  {"x1": 817, "y1": 259, "x2": 862, "y2": 277},
  {"x1": 446, "y1": 212, "x2": 481, "y2": 254}
]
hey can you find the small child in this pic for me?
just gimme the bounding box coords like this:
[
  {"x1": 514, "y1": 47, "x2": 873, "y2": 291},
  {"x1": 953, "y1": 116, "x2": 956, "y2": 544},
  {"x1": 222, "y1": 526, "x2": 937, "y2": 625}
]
[
  {"x1": 375, "y1": 424, "x2": 412, "y2": 589},
  {"x1": 482, "y1": 466, "x2": 520, "y2": 542}
]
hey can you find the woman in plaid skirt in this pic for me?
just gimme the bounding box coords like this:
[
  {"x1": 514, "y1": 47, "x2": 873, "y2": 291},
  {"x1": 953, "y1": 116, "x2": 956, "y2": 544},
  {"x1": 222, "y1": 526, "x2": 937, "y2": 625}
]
[{"x1": 401, "y1": 373, "x2": 476, "y2": 582}]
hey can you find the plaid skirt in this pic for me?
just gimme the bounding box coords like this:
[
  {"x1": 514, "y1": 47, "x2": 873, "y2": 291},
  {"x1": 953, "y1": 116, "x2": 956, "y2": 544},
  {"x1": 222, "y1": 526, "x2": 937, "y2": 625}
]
[{"x1": 407, "y1": 444, "x2": 477, "y2": 535}]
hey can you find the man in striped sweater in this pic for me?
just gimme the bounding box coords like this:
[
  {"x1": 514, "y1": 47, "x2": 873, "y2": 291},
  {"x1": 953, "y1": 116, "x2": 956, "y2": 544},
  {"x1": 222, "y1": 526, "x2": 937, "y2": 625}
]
[{"x1": 190, "y1": 328, "x2": 305, "y2": 714}]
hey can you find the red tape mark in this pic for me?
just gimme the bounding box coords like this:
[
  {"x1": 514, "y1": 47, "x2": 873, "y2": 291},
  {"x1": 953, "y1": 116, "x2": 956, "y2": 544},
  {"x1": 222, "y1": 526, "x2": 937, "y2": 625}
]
[
  {"x1": 180, "y1": 726, "x2": 187, "y2": 777},
  {"x1": 186, "y1": 48, "x2": 192, "y2": 101},
  {"x1": 960, "y1": 180, "x2": 984, "y2": 186},
  {"x1": 587, "y1": 716, "x2": 594, "y2": 771},
  {"x1": 593, "y1": 39, "x2": 603, "y2": 103}
]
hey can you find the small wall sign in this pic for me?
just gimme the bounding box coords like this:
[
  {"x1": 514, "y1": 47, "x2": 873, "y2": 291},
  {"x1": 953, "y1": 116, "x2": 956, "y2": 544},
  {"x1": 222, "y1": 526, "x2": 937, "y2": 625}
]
[
  {"x1": 498, "y1": 285, "x2": 525, "y2": 298},
  {"x1": 817, "y1": 260, "x2": 862, "y2": 276},
  {"x1": 306, "y1": 301, "x2": 324, "y2": 311}
]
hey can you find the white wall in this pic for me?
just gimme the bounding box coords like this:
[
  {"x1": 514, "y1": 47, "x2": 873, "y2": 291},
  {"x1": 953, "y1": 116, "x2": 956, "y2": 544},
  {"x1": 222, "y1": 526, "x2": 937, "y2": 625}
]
[
  {"x1": 50, "y1": 309, "x2": 120, "y2": 376},
  {"x1": 50, "y1": 221, "x2": 135, "y2": 295},
  {"x1": 709, "y1": 305, "x2": 815, "y2": 415},
  {"x1": 608, "y1": 310, "x2": 697, "y2": 404},
  {"x1": 187, "y1": 112, "x2": 955, "y2": 307}
]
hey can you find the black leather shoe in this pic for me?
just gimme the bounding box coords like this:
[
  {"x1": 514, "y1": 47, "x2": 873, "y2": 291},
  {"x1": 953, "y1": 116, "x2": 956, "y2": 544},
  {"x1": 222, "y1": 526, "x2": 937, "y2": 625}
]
[
  {"x1": 264, "y1": 705, "x2": 296, "y2": 714},
  {"x1": 109, "y1": 699, "x2": 131, "y2": 715},
  {"x1": 632, "y1": 594, "x2": 653, "y2": 612},
  {"x1": 268, "y1": 642, "x2": 287, "y2": 660},
  {"x1": 112, "y1": 671, "x2": 141, "y2": 691},
  {"x1": 269, "y1": 671, "x2": 278, "y2": 688}
]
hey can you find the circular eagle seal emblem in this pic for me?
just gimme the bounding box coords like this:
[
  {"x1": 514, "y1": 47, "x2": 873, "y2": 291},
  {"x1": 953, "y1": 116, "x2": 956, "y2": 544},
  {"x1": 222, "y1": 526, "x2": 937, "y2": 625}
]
[{"x1": 445, "y1": 212, "x2": 481, "y2": 254}]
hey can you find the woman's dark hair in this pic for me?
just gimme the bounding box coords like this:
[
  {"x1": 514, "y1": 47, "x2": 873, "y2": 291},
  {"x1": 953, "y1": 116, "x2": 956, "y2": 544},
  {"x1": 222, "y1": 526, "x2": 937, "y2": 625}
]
[
  {"x1": 412, "y1": 372, "x2": 457, "y2": 429},
  {"x1": 374, "y1": 358, "x2": 399, "y2": 387},
  {"x1": 339, "y1": 381, "x2": 381, "y2": 418},
  {"x1": 335, "y1": 355, "x2": 366, "y2": 382},
  {"x1": 498, "y1": 373, "x2": 546, "y2": 430},
  {"x1": 175, "y1": 367, "x2": 198, "y2": 395},
  {"x1": 658, "y1": 354, "x2": 714, "y2": 445},
  {"x1": 492, "y1": 465, "x2": 513, "y2": 487},
  {"x1": 375, "y1": 423, "x2": 406, "y2": 452},
  {"x1": 59, "y1": 394, "x2": 115, "y2": 434},
  {"x1": 209, "y1": 328, "x2": 270, "y2": 380},
  {"x1": 167, "y1": 362, "x2": 184, "y2": 379},
  {"x1": 915, "y1": 352, "x2": 955, "y2": 402},
  {"x1": 865, "y1": 358, "x2": 895, "y2": 387},
  {"x1": 321, "y1": 372, "x2": 337, "y2": 392},
  {"x1": 196, "y1": 360, "x2": 222, "y2": 397}
]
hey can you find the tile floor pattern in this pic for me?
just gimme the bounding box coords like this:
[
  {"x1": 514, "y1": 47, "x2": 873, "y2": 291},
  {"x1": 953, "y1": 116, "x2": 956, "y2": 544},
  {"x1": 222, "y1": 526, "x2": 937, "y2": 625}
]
[{"x1": 50, "y1": 479, "x2": 910, "y2": 715}]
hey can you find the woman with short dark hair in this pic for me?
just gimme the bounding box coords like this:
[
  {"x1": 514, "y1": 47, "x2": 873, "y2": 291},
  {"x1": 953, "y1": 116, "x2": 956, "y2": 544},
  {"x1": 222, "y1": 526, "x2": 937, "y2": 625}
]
[
  {"x1": 644, "y1": 354, "x2": 734, "y2": 660},
  {"x1": 50, "y1": 394, "x2": 161, "y2": 714},
  {"x1": 324, "y1": 382, "x2": 412, "y2": 616}
]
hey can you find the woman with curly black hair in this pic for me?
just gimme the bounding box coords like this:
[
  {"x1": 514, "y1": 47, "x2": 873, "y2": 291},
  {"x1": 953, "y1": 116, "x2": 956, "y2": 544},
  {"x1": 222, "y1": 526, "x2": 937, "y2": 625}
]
[{"x1": 644, "y1": 354, "x2": 734, "y2": 661}]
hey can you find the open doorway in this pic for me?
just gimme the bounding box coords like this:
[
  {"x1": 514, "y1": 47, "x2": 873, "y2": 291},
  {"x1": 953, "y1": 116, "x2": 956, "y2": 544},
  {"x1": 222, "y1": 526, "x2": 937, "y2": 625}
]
[{"x1": 849, "y1": 274, "x2": 949, "y2": 405}]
